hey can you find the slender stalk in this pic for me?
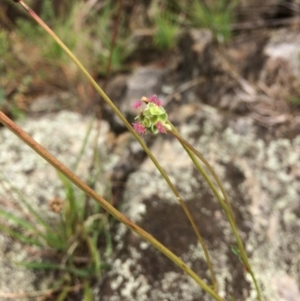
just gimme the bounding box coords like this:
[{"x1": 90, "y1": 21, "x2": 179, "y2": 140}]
[
  {"x1": 13, "y1": 0, "x2": 217, "y2": 290},
  {"x1": 0, "y1": 111, "x2": 225, "y2": 301},
  {"x1": 168, "y1": 122, "x2": 234, "y2": 217},
  {"x1": 167, "y1": 127, "x2": 261, "y2": 301}
]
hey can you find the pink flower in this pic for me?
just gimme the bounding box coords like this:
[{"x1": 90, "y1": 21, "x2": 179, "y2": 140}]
[
  {"x1": 133, "y1": 122, "x2": 147, "y2": 134},
  {"x1": 156, "y1": 122, "x2": 166, "y2": 133},
  {"x1": 132, "y1": 100, "x2": 143, "y2": 109},
  {"x1": 148, "y1": 94, "x2": 162, "y2": 106}
]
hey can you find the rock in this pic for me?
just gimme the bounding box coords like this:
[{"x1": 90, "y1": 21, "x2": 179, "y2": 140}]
[
  {"x1": 2, "y1": 103, "x2": 300, "y2": 300},
  {"x1": 260, "y1": 28, "x2": 300, "y2": 99},
  {"x1": 0, "y1": 111, "x2": 111, "y2": 295},
  {"x1": 271, "y1": 274, "x2": 300, "y2": 301},
  {"x1": 29, "y1": 92, "x2": 74, "y2": 113},
  {"x1": 97, "y1": 103, "x2": 300, "y2": 301},
  {"x1": 125, "y1": 67, "x2": 165, "y2": 104},
  {"x1": 30, "y1": 94, "x2": 58, "y2": 113}
]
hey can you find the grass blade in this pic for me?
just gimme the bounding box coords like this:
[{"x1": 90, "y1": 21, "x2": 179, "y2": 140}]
[{"x1": 0, "y1": 224, "x2": 43, "y2": 246}]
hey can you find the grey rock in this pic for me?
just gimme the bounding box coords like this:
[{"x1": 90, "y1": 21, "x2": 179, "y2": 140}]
[
  {"x1": 98, "y1": 104, "x2": 300, "y2": 301},
  {"x1": 0, "y1": 111, "x2": 111, "y2": 296},
  {"x1": 29, "y1": 92, "x2": 75, "y2": 113},
  {"x1": 260, "y1": 28, "x2": 300, "y2": 93},
  {"x1": 125, "y1": 67, "x2": 165, "y2": 104}
]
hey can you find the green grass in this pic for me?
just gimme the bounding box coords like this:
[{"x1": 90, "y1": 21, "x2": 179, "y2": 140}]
[
  {"x1": 0, "y1": 120, "x2": 112, "y2": 300},
  {"x1": 14, "y1": 0, "x2": 132, "y2": 76},
  {"x1": 153, "y1": 10, "x2": 180, "y2": 50},
  {"x1": 190, "y1": 0, "x2": 236, "y2": 42},
  {"x1": 162, "y1": 0, "x2": 237, "y2": 43}
]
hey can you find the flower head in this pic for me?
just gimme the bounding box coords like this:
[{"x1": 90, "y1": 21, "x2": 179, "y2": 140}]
[
  {"x1": 132, "y1": 122, "x2": 147, "y2": 134},
  {"x1": 148, "y1": 94, "x2": 162, "y2": 106},
  {"x1": 132, "y1": 95, "x2": 171, "y2": 135},
  {"x1": 132, "y1": 100, "x2": 142, "y2": 109},
  {"x1": 156, "y1": 121, "x2": 166, "y2": 133}
]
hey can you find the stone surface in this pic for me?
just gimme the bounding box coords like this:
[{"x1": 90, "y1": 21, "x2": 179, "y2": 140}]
[
  {"x1": 97, "y1": 104, "x2": 300, "y2": 301},
  {"x1": 29, "y1": 92, "x2": 75, "y2": 113},
  {"x1": 1, "y1": 107, "x2": 300, "y2": 301},
  {"x1": 0, "y1": 111, "x2": 112, "y2": 296},
  {"x1": 260, "y1": 29, "x2": 300, "y2": 98}
]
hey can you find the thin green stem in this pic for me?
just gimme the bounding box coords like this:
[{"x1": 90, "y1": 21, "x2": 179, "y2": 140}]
[
  {"x1": 168, "y1": 126, "x2": 261, "y2": 301},
  {"x1": 0, "y1": 111, "x2": 225, "y2": 301},
  {"x1": 15, "y1": 0, "x2": 217, "y2": 290},
  {"x1": 168, "y1": 122, "x2": 234, "y2": 217}
]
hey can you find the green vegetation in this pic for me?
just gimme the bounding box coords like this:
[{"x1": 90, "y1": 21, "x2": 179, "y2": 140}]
[
  {"x1": 0, "y1": 0, "x2": 238, "y2": 118},
  {"x1": 15, "y1": 0, "x2": 133, "y2": 75},
  {"x1": 188, "y1": 0, "x2": 237, "y2": 42},
  {"x1": 150, "y1": 0, "x2": 181, "y2": 51},
  {"x1": 0, "y1": 121, "x2": 112, "y2": 300},
  {"x1": 150, "y1": 0, "x2": 237, "y2": 49}
]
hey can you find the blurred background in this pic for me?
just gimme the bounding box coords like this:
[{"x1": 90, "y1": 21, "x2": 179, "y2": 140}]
[{"x1": 2, "y1": 0, "x2": 300, "y2": 123}]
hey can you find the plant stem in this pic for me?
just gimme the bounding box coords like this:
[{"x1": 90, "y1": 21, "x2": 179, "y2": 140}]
[
  {"x1": 168, "y1": 126, "x2": 262, "y2": 301},
  {"x1": 0, "y1": 111, "x2": 225, "y2": 301},
  {"x1": 14, "y1": 0, "x2": 217, "y2": 290}
]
